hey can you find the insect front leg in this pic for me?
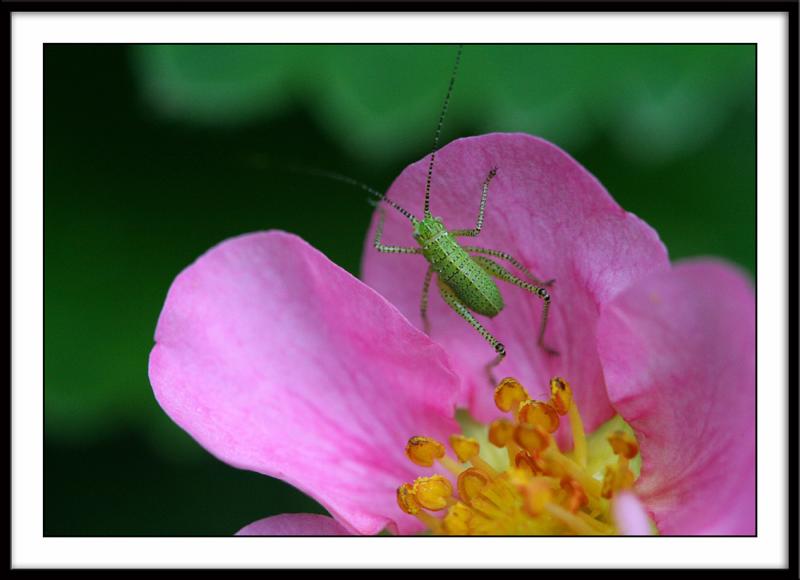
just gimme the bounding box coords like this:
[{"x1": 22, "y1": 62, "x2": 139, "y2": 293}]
[
  {"x1": 451, "y1": 167, "x2": 497, "y2": 238},
  {"x1": 464, "y1": 245, "x2": 555, "y2": 287},
  {"x1": 420, "y1": 266, "x2": 434, "y2": 335},
  {"x1": 472, "y1": 255, "x2": 559, "y2": 357},
  {"x1": 436, "y1": 277, "x2": 506, "y2": 386},
  {"x1": 373, "y1": 208, "x2": 422, "y2": 255}
]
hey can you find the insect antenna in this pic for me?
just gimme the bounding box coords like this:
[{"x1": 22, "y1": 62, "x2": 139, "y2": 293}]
[
  {"x1": 292, "y1": 165, "x2": 418, "y2": 224},
  {"x1": 423, "y1": 44, "x2": 463, "y2": 219}
]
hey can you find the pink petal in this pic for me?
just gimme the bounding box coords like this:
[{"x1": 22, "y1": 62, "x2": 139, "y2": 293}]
[
  {"x1": 361, "y1": 133, "x2": 669, "y2": 434},
  {"x1": 597, "y1": 259, "x2": 755, "y2": 535},
  {"x1": 149, "y1": 231, "x2": 461, "y2": 536},
  {"x1": 236, "y1": 513, "x2": 351, "y2": 536},
  {"x1": 613, "y1": 492, "x2": 653, "y2": 535}
]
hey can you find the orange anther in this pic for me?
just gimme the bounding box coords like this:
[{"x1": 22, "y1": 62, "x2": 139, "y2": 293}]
[
  {"x1": 560, "y1": 477, "x2": 588, "y2": 513},
  {"x1": 608, "y1": 430, "x2": 639, "y2": 459},
  {"x1": 601, "y1": 466, "x2": 616, "y2": 499},
  {"x1": 494, "y1": 377, "x2": 529, "y2": 413},
  {"x1": 413, "y1": 475, "x2": 453, "y2": 511},
  {"x1": 396, "y1": 482, "x2": 421, "y2": 515},
  {"x1": 550, "y1": 376, "x2": 573, "y2": 415},
  {"x1": 488, "y1": 419, "x2": 514, "y2": 448},
  {"x1": 457, "y1": 467, "x2": 490, "y2": 505},
  {"x1": 450, "y1": 435, "x2": 480, "y2": 463},
  {"x1": 518, "y1": 400, "x2": 560, "y2": 433},
  {"x1": 601, "y1": 464, "x2": 634, "y2": 499},
  {"x1": 513, "y1": 423, "x2": 551, "y2": 454},
  {"x1": 514, "y1": 450, "x2": 543, "y2": 477},
  {"x1": 405, "y1": 436, "x2": 446, "y2": 467}
]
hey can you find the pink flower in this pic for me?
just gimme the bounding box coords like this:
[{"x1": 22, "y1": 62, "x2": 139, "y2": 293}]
[{"x1": 148, "y1": 134, "x2": 754, "y2": 536}]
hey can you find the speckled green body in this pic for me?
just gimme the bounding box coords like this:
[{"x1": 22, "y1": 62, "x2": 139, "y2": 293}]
[{"x1": 414, "y1": 217, "x2": 504, "y2": 317}]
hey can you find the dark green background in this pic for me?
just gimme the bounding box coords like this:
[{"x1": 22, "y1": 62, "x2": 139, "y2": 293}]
[{"x1": 44, "y1": 44, "x2": 755, "y2": 536}]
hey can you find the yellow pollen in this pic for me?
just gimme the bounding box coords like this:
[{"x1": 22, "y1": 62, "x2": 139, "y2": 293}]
[
  {"x1": 398, "y1": 376, "x2": 647, "y2": 535},
  {"x1": 457, "y1": 467, "x2": 491, "y2": 505},
  {"x1": 396, "y1": 482, "x2": 421, "y2": 515},
  {"x1": 560, "y1": 477, "x2": 589, "y2": 513},
  {"x1": 513, "y1": 423, "x2": 551, "y2": 454},
  {"x1": 518, "y1": 400, "x2": 560, "y2": 433},
  {"x1": 405, "y1": 436, "x2": 446, "y2": 467},
  {"x1": 608, "y1": 430, "x2": 639, "y2": 459},
  {"x1": 488, "y1": 419, "x2": 514, "y2": 447},
  {"x1": 549, "y1": 376, "x2": 572, "y2": 415},
  {"x1": 413, "y1": 475, "x2": 454, "y2": 511},
  {"x1": 449, "y1": 435, "x2": 480, "y2": 463},
  {"x1": 550, "y1": 377, "x2": 588, "y2": 467},
  {"x1": 514, "y1": 450, "x2": 544, "y2": 478},
  {"x1": 494, "y1": 377, "x2": 529, "y2": 413},
  {"x1": 602, "y1": 463, "x2": 636, "y2": 499}
]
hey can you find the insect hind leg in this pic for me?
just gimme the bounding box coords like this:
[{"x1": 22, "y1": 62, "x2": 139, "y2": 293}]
[
  {"x1": 437, "y1": 277, "x2": 506, "y2": 387},
  {"x1": 420, "y1": 266, "x2": 434, "y2": 335},
  {"x1": 472, "y1": 255, "x2": 559, "y2": 356},
  {"x1": 464, "y1": 245, "x2": 554, "y2": 287}
]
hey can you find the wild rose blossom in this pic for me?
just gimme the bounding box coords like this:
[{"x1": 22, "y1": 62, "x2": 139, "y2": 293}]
[{"x1": 148, "y1": 134, "x2": 755, "y2": 536}]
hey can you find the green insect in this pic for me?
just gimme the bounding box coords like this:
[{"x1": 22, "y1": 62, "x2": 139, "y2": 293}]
[{"x1": 312, "y1": 45, "x2": 558, "y2": 385}]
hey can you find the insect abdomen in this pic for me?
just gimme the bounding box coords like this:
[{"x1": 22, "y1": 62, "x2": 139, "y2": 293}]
[{"x1": 423, "y1": 232, "x2": 504, "y2": 317}]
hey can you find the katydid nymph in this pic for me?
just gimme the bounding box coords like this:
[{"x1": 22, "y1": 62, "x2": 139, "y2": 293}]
[{"x1": 315, "y1": 45, "x2": 558, "y2": 386}]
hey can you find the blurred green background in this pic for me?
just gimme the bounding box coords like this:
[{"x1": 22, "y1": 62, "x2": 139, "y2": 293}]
[{"x1": 44, "y1": 44, "x2": 755, "y2": 536}]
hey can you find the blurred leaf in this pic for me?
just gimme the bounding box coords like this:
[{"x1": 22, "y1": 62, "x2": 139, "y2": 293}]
[
  {"x1": 132, "y1": 44, "x2": 755, "y2": 165},
  {"x1": 131, "y1": 45, "x2": 298, "y2": 123}
]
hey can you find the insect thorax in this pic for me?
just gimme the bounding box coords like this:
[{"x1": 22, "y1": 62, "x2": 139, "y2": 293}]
[
  {"x1": 413, "y1": 216, "x2": 447, "y2": 244},
  {"x1": 416, "y1": 217, "x2": 504, "y2": 318}
]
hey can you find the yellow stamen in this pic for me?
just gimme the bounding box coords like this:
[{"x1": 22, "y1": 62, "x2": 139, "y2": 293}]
[
  {"x1": 489, "y1": 418, "x2": 519, "y2": 464},
  {"x1": 513, "y1": 423, "x2": 551, "y2": 454},
  {"x1": 442, "y1": 503, "x2": 473, "y2": 534},
  {"x1": 396, "y1": 482, "x2": 421, "y2": 515},
  {"x1": 602, "y1": 463, "x2": 635, "y2": 499},
  {"x1": 514, "y1": 450, "x2": 542, "y2": 478},
  {"x1": 549, "y1": 376, "x2": 572, "y2": 416},
  {"x1": 494, "y1": 377, "x2": 529, "y2": 413},
  {"x1": 568, "y1": 404, "x2": 588, "y2": 467},
  {"x1": 544, "y1": 447, "x2": 604, "y2": 501},
  {"x1": 488, "y1": 418, "x2": 514, "y2": 447},
  {"x1": 405, "y1": 436, "x2": 446, "y2": 467},
  {"x1": 438, "y1": 455, "x2": 465, "y2": 476},
  {"x1": 520, "y1": 477, "x2": 554, "y2": 516},
  {"x1": 608, "y1": 430, "x2": 639, "y2": 459},
  {"x1": 576, "y1": 510, "x2": 615, "y2": 534},
  {"x1": 469, "y1": 456, "x2": 499, "y2": 478},
  {"x1": 457, "y1": 467, "x2": 491, "y2": 505},
  {"x1": 448, "y1": 434, "x2": 499, "y2": 476},
  {"x1": 550, "y1": 377, "x2": 587, "y2": 467},
  {"x1": 413, "y1": 475, "x2": 454, "y2": 511},
  {"x1": 449, "y1": 434, "x2": 480, "y2": 463},
  {"x1": 398, "y1": 376, "x2": 647, "y2": 535},
  {"x1": 545, "y1": 503, "x2": 602, "y2": 535},
  {"x1": 518, "y1": 400, "x2": 561, "y2": 433},
  {"x1": 405, "y1": 435, "x2": 463, "y2": 475},
  {"x1": 560, "y1": 477, "x2": 589, "y2": 513}
]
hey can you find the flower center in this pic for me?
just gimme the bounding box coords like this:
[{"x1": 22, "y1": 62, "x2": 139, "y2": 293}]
[{"x1": 397, "y1": 377, "x2": 642, "y2": 535}]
